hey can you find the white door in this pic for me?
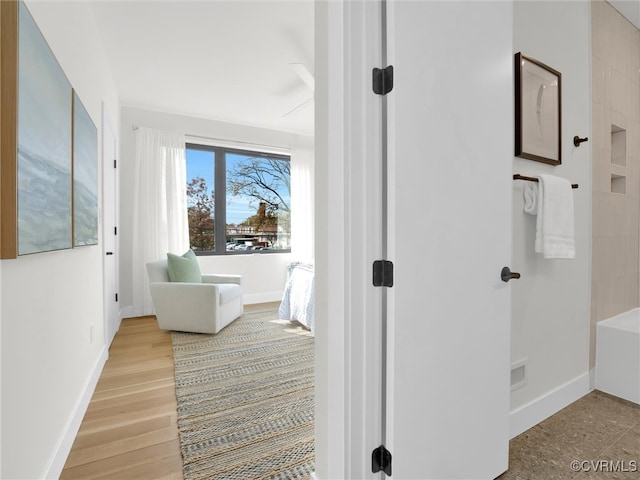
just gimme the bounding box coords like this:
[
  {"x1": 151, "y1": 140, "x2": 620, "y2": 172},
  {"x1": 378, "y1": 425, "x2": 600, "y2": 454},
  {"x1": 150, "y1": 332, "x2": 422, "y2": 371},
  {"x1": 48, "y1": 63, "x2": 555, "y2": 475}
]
[
  {"x1": 102, "y1": 105, "x2": 120, "y2": 346},
  {"x1": 386, "y1": 1, "x2": 513, "y2": 478}
]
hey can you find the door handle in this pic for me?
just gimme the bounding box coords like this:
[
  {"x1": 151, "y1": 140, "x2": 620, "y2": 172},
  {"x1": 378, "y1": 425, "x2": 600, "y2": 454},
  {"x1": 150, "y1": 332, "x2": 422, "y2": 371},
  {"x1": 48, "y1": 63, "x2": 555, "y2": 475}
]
[
  {"x1": 501, "y1": 266, "x2": 521, "y2": 282},
  {"x1": 106, "y1": 252, "x2": 114, "y2": 256}
]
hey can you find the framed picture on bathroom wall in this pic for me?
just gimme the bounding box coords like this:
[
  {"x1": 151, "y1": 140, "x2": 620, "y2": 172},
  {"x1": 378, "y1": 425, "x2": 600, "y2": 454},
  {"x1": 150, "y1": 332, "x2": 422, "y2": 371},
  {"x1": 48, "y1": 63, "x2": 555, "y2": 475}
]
[{"x1": 515, "y1": 52, "x2": 562, "y2": 165}]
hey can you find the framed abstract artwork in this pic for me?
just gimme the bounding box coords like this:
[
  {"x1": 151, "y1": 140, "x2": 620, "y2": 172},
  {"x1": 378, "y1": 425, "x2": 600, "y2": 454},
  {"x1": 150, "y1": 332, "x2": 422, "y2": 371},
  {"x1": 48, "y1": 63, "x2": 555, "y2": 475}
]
[
  {"x1": 1, "y1": 0, "x2": 102, "y2": 258},
  {"x1": 515, "y1": 52, "x2": 562, "y2": 165},
  {"x1": 73, "y1": 90, "x2": 98, "y2": 247},
  {"x1": 17, "y1": 0, "x2": 73, "y2": 255}
]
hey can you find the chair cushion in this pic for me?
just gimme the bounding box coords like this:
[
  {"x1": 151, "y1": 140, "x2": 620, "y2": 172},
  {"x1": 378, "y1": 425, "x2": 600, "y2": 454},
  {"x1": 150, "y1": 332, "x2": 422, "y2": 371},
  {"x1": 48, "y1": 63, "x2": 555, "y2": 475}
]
[
  {"x1": 167, "y1": 250, "x2": 202, "y2": 283},
  {"x1": 218, "y1": 284, "x2": 242, "y2": 304}
]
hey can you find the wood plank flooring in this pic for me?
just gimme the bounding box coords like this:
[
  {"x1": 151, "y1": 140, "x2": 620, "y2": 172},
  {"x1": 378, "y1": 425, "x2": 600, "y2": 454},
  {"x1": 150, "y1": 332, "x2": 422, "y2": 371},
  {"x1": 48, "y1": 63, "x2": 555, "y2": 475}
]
[
  {"x1": 60, "y1": 303, "x2": 277, "y2": 480},
  {"x1": 60, "y1": 316, "x2": 183, "y2": 480}
]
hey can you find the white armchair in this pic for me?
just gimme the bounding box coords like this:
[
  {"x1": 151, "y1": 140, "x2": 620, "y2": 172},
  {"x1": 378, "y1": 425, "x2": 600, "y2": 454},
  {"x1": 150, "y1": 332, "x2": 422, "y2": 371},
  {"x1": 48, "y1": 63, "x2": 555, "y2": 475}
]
[{"x1": 146, "y1": 259, "x2": 243, "y2": 334}]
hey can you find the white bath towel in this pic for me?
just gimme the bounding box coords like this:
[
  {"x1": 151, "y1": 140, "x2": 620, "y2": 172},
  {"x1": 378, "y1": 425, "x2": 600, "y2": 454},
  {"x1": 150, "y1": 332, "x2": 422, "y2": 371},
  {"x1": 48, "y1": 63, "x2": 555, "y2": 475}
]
[{"x1": 535, "y1": 174, "x2": 575, "y2": 259}]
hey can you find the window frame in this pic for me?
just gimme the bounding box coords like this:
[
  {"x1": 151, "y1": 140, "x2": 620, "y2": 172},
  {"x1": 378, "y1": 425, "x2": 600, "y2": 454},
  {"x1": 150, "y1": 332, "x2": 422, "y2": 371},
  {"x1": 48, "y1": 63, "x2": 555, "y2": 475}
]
[{"x1": 186, "y1": 142, "x2": 291, "y2": 256}]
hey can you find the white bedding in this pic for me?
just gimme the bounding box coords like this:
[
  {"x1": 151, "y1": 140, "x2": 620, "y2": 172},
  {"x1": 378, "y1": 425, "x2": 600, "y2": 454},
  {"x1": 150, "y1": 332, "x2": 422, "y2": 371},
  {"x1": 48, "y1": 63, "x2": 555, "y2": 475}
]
[{"x1": 279, "y1": 261, "x2": 315, "y2": 334}]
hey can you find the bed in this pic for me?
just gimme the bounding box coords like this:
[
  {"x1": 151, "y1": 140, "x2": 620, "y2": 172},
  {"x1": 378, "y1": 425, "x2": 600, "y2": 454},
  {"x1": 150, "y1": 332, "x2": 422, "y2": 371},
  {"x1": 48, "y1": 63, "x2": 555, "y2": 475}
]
[{"x1": 279, "y1": 261, "x2": 315, "y2": 334}]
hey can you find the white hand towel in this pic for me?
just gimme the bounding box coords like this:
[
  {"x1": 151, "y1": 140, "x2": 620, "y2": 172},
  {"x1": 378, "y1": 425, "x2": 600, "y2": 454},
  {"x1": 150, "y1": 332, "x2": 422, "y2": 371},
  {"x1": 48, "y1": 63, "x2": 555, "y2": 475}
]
[
  {"x1": 523, "y1": 182, "x2": 538, "y2": 215},
  {"x1": 535, "y1": 174, "x2": 575, "y2": 259}
]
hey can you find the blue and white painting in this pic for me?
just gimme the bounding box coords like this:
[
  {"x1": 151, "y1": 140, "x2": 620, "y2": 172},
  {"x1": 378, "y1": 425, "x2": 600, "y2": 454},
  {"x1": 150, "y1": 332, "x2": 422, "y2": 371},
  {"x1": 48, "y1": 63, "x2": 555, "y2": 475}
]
[
  {"x1": 17, "y1": 1, "x2": 72, "y2": 255},
  {"x1": 73, "y1": 91, "x2": 98, "y2": 247}
]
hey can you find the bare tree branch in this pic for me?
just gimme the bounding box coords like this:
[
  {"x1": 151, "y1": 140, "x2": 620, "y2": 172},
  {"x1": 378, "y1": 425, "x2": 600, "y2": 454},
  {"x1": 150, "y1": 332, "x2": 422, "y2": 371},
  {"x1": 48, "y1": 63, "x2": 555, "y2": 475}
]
[{"x1": 227, "y1": 157, "x2": 290, "y2": 213}]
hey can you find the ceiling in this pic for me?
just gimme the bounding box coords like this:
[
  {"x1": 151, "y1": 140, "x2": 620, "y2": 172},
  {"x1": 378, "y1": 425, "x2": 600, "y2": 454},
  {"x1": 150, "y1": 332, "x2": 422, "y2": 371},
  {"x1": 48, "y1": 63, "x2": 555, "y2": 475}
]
[
  {"x1": 93, "y1": 1, "x2": 640, "y2": 140},
  {"x1": 90, "y1": 0, "x2": 315, "y2": 136},
  {"x1": 608, "y1": 0, "x2": 640, "y2": 29}
]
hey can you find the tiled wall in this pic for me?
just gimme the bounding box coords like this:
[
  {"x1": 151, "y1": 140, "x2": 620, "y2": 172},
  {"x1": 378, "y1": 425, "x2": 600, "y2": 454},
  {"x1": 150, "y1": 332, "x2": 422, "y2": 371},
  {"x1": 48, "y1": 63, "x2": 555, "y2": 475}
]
[{"x1": 591, "y1": 0, "x2": 640, "y2": 368}]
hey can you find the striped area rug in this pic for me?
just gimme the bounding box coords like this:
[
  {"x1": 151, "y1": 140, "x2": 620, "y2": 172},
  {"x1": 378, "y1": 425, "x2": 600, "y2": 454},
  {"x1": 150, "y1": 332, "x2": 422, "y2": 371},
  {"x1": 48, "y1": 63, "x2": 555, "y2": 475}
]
[{"x1": 171, "y1": 307, "x2": 315, "y2": 480}]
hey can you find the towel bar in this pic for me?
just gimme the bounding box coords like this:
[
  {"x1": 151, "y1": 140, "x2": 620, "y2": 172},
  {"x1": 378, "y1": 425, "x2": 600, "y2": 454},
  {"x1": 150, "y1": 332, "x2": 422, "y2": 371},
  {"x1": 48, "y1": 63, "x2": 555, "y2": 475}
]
[{"x1": 513, "y1": 174, "x2": 578, "y2": 189}]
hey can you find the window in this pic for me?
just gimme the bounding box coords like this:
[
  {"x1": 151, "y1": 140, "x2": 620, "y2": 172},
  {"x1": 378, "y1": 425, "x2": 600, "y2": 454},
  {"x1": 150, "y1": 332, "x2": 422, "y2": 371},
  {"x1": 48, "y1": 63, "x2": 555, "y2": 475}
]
[{"x1": 186, "y1": 143, "x2": 291, "y2": 254}]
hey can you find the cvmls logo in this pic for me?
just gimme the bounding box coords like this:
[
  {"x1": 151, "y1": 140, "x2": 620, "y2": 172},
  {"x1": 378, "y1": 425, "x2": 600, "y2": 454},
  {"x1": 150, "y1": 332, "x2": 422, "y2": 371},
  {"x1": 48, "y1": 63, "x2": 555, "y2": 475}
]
[{"x1": 570, "y1": 460, "x2": 638, "y2": 473}]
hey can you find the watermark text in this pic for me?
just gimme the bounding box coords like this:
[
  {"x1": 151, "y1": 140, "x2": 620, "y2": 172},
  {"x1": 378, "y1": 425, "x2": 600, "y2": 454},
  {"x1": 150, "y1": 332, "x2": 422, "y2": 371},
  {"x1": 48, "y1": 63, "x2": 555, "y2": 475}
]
[{"x1": 570, "y1": 460, "x2": 638, "y2": 473}]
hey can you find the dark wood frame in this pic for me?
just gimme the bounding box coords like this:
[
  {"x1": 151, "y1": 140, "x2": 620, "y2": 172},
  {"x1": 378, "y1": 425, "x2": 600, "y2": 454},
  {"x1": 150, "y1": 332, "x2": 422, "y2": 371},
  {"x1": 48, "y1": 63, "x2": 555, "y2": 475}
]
[{"x1": 515, "y1": 52, "x2": 562, "y2": 166}]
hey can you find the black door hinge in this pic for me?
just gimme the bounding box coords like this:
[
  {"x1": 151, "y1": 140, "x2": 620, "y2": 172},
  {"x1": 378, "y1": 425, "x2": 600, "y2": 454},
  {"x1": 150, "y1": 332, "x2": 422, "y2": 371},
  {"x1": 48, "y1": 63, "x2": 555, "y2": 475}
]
[
  {"x1": 372, "y1": 445, "x2": 392, "y2": 476},
  {"x1": 373, "y1": 260, "x2": 394, "y2": 287},
  {"x1": 114, "y1": 226, "x2": 118, "y2": 235},
  {"x1": 115, "y1": 293, "x2": 118, "y2": 302},
  {"x1": 113, "y1": 159, "x2": 117, "y2": 168},
  {"x1": 373, "y1": 65, "x2": 394, "y2": 95}
]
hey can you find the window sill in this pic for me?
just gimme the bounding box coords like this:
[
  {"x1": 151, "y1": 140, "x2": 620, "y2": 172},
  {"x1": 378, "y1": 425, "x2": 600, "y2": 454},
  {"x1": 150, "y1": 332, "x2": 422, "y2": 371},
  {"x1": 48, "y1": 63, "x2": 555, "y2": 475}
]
[{"x1": 193, "y1": 249, "x2": 292, "y2": 257}]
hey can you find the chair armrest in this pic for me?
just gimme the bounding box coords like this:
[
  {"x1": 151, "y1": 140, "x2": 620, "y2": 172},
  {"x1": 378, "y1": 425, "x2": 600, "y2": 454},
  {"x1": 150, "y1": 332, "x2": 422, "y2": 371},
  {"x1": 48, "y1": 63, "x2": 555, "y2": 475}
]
[
  {"x1": 148, "y1": 282, "x2": 222, "y2": 333},
  {"x1": 149, "y1": 282, "x2": 221, "y2": 307},
  {"x1": 202, "y1": 274, "x2": 243, "y2": 286}
]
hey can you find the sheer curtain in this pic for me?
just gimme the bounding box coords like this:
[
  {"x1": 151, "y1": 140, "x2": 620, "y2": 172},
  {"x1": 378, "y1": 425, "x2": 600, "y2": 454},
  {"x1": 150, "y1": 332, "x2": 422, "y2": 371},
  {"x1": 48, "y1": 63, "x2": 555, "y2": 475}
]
[
  {"x1": 290, "y1": 145, "x2": 315, "y2": 260},
  {"x1": 131, "y1": 127, "x2": 189, "y2": 316}
]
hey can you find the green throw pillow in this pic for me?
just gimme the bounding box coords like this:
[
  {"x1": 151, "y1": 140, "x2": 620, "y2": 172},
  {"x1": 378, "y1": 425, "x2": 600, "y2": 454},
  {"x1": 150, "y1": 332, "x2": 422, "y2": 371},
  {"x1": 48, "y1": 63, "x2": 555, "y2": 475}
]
[{"x1": 167, "y1": 250, "x2": 202, "y2": 283}]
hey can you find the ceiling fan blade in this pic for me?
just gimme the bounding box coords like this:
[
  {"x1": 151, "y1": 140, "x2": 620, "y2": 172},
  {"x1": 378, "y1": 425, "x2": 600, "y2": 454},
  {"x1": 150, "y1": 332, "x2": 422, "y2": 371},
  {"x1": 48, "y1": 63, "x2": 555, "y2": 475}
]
[
  {"x1": 282, "y1": 97, "x2": 313, "y2": 117},
  {"x1": 290, "y1": 63, "x2": 314, "y2": 92}
]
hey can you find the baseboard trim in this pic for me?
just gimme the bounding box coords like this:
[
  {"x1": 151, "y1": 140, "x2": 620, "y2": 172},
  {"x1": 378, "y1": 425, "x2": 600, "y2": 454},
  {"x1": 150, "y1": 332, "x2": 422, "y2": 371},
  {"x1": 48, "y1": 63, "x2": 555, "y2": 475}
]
[
  {"x1": 244, "y1": 291, "x2": 283, "y2": 305},
  {"x1": 509, "y1": 371, "x2": 591, "y2": 439},
  {"x1": 120, "y1": 305, "x2": 139, "y2": 319},
  {"x1": 43, "y1": 345, "x2": 109, "y2": 479}
]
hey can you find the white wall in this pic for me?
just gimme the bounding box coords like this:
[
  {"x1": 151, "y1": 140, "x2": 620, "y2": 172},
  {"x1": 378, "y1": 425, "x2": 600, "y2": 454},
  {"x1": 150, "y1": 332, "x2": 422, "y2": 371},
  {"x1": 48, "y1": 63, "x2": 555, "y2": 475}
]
[
  {"x1": 119, "y1": 106, "x2": 313, "y2": 313},
  {"x1": 510, "y1": 1, "x2": 592, "y2": 435},
  {"x1": 0, "y1": 1, "x2": 120, "y2": 478}
]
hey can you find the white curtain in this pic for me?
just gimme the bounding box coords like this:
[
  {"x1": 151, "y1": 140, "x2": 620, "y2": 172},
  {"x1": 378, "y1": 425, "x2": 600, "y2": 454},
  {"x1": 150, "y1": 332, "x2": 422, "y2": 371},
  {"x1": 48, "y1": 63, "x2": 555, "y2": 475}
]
[
  {"x1": 290, "y1": 145, "x2": 315, "y2": 260},
  {"x1": 131, "y1": 127, "x2": 189, "y2": 316}
]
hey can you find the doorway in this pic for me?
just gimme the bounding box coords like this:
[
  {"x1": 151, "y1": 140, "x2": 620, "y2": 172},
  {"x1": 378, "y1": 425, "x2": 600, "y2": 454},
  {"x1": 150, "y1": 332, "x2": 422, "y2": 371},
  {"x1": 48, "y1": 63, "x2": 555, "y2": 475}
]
[
  {"x1": 314, "y1": 1, "x2": 513, "y2": 478},
  {"x1": 102, "y1": 104, "x2": 119, "y2": 346}
]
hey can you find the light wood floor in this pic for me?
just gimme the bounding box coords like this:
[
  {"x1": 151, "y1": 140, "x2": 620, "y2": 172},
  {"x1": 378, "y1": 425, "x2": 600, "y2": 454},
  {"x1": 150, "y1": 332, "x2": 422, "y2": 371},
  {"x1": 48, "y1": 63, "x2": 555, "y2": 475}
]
[
  {"x1": 60, "y1": 315, "x2": 184, "y2": 480},
  {"x1": 60, "y1": 302, "x2": 277, "y2": 480}
]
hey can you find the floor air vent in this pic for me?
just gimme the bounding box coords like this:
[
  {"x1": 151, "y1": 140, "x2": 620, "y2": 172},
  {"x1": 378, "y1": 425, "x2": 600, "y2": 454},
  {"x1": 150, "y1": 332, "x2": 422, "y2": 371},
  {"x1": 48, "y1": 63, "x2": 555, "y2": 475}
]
[{"x1": 511, "y1": 359, "x2": 527, "y2": 391}]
